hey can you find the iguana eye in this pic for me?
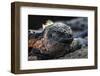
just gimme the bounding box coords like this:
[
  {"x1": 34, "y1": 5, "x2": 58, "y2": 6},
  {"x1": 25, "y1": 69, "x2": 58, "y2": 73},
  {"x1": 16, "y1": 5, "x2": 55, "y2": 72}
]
[{"x1": 68, "y1": 34, "x2": 72, "y2": 38}]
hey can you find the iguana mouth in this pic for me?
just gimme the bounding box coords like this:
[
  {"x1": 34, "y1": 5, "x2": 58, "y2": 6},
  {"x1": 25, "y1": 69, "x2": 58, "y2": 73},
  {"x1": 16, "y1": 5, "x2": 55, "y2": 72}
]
[{"x1": 59, "y1": 37, "x2": 73, "y2": 44}]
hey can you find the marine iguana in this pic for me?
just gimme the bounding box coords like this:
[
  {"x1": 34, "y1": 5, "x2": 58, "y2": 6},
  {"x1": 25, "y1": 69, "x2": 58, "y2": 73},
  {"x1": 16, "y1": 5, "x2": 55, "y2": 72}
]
[{"x1": 28, "y1": 20, "x2": 87, "y2": 60}]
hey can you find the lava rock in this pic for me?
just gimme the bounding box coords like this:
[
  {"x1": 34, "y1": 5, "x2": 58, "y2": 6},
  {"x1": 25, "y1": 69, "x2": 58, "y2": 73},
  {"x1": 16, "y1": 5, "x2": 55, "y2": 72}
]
[{"x1": 66, "y1": 18, "x2": 88, "y2": 31}]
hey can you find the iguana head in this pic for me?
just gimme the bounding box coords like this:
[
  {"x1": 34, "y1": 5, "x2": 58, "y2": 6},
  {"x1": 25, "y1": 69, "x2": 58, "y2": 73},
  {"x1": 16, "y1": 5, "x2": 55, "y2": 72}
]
[{"x1": 42, "y1": 22, "x2": 73, "y2": 58}]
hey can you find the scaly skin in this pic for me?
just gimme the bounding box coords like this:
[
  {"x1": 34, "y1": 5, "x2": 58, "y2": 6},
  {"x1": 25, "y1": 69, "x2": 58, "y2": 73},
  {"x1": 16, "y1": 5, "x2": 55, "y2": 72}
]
[{"x1": 28, "y1": 22, "x2": 74, "y2": 59}]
